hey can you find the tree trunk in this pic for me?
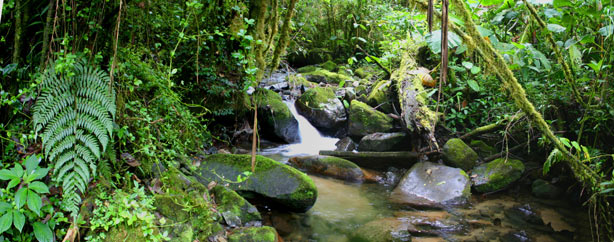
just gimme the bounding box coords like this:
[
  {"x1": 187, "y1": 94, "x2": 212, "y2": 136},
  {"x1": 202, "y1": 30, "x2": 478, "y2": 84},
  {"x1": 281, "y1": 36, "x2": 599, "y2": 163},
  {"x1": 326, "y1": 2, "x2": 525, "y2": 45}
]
[
  {"x1": 269, "y1": 0, "x2": 298, "y2": 73},
  {"x1": 250, "y1": 0, "x2": 269, "y2": 81},
  {"x1": 40, "y1": 0, "x2": 54, "y2": 70},
  {"x1": 12, "y1": 0, "x2": 23, "y2": 65}
]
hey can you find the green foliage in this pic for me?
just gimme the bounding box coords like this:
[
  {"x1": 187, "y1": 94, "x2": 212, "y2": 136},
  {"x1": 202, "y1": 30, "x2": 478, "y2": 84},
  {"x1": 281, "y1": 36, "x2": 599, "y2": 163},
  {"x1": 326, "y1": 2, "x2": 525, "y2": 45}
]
[
  {"x1": 85, "y1": 181, "x2": 169, "y2": 242},
  {"x1": 0, "y1": 155, "x2": 56, "y2": 242},
  {"x1": 33, "y1": 60, "x2": 116, "y2": 216}
]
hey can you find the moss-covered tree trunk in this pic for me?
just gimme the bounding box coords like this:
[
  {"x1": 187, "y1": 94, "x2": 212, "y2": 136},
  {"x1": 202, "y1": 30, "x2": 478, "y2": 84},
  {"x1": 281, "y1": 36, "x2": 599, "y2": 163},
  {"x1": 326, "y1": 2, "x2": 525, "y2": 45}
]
[
  {"x1": 40, "y1": 0, "x2": 54, "y2": 70},
  {"x1": 12, "y1": 0, "x2": 23, "y2": 65},
  {"x1": 270, "y1": 0, "x2": 298, "y2": 73},
  {"x1": 250, "y1": 0, "x2": 269, "y2": 81}
]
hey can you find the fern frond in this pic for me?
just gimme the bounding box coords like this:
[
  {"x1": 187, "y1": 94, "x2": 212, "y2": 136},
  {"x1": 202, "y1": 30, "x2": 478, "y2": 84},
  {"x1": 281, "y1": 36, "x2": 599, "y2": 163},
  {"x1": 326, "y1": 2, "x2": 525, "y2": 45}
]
[{"x1": 34, "y1": 61, "x2": 115, "y2": 216}]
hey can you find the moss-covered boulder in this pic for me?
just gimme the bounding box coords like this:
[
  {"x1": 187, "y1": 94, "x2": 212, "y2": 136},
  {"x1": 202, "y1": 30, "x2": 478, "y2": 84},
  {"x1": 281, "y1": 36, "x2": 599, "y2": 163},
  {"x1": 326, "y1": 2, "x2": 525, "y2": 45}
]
[
  {"x1": 472, "y1": 158, "x2": 525, "y2": 193},
  {"x1": 358, "y1": 132, "x2": 410, "y2": 152},
  {"x1": 288, "y1": 155, "x2": 364, "y2": 182},
  {"x1": 390, "y1": 162, "x2": 471, "y2": 208},
  {"x1": 211, "y1": 186, "x2": 261, "y2": 227},
  {"x1": 470, "y1": 140, "x2": 498, "y2": 158},
  {"x1": 287, "y1": 74, "x2": 317, "y2": 89},
  {"x1": 366, "y1": 80, "x2": 394, "y2": 113},
  {"x1": 303, "y1": 68, "x2": 353, "y2": 84},
  {"x1": 531, "y1": 179, "x2": 561, "y2": 199},
  {"x1": 228, "y1": 226, "x2": 278, "y2": 242},
  {"x1": 442, "y1": 138, "x2": 479, "y2": 171},
  {"x1": 295, "y1": 86, "x2": 347, "y2": 131},
  {"x1": 348, "y1": 100, "x2": 393, "y2": 138},
  {"x1": 320, "y1": 60, "x2": 338, "y2": 72},
  {"x1": 196, "y1": 154, "x2": 317, "y2": 212},
  {"x1": 297, "y1": 65, "x2": 318, "y2": 73},
  {"x1": 254, "y1": 88, "x2": 299, "y2": 143},
  {"x1": 351, "y1": 218, "x2": 413, "y2": 242}
]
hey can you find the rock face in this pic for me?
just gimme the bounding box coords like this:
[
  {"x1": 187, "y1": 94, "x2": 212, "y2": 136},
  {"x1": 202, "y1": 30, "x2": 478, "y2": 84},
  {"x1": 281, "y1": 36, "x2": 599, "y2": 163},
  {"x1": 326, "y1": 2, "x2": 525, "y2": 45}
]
[
  {"x1": 288, "y1": 155, "x2": 364, "y2": 182},
  {"x1": 295, "y1": 86, "x2": 347, "y2": 131},
  {"x1": 351, "y1": 218, "x2": 413, "y2": 242},
  {"x1": 335, "y1": 137, "x2": 357, "y2": 151},
  {"x1": 197, "y1": 154, "x2": 317, "y2": 212},
  {"x1": 254, "y1": 88, "x2": 300, "y2": 143},
  {"x1": 348, "y1": 100, "x2": 393, "y2": 138},
  {"x1": 211, "y1": 186, "x2": 261, "y2": 227},
  {"x1": 390, "y1": 162, "x2": 471, "y2": 208},
  {"x1": 358, "y1": 132, "x2": 410, "y2": 152},
  {"x1": 472, "y1": 158, "x2": 525, "y2": 193},
  {"x1": 531, "y1": 179, "x2": 561, "y2": 199},
  {"x1": 228, "y1": 226, "x2": 278, "y2": 242},
  {"x1": 366, "y1": 80, "x2": 393, "y2": 113},
  {"x1": 442, "y1": 138, "x2": 479, "y2": 171}
]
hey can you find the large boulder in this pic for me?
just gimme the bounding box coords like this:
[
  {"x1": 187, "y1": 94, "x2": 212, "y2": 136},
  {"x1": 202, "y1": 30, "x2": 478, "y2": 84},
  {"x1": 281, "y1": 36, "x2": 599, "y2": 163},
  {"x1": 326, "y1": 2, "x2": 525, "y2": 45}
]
[
  {"x1": 348, "y1": 100, "x2": 393, "y2": 138},
  {"x1": 228, "y1": 226, "x2": 278, "y2": 242},
  {"x1": 366, "y1": 80, "x2": 394, "y2": 113},
  {"x1": 303, "y1": 69, "x2": 353, "y2": 84},
  {"x1": 196, "y1": 154, "x2": 317, "y2": 212},
  {"x1": 351, "y1": 218, "x2": 413, "y2": 242},
  {"x1": 472, "y1": 158, "x2": 525, "y2": 193},
  {"x1": 254, "y1": 88, "x2": 299, "y2": 143},
  {"x1": 295, "y1": 86, "x2": 347, "y2": 131},
  {"x1": 358, "y1": 132, "x2": 410, "y2": 152},
  {"x1": 211, "y1": 186, "x2": 261, "y2": 227},
  {"x1": 442, "y1": 138, "x2": 479, "y2": 171},
  {"x1": 288, "y1": 155, "x2": 364, "y2": 182},
  {"x1": 390, "y1": 162, "x2": 471, "y2": 208}
]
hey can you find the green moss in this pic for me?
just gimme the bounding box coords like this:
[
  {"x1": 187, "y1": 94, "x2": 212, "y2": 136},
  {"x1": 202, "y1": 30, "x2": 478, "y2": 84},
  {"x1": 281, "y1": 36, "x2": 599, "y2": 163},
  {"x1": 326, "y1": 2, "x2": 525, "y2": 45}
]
[
  {"x1": 470, "y1": 140, "x2": 497, "y2": 157},
  {"x1": 349, "y1": 100, "x2": 393, "y2": 137},
  {"x1": 303, "y1": 69, "x2": 353, "y2": 84},
  {"x1": 473, "y1": 158, "x2": 525, "y2": 193},
  {"x1": 367, "y1": 80, "x2": 393, "y2": 113},
  {"x1": 442, "y1": 138, "x2": 478, "y2": 171},
  {"x1": 298, "y1": 86, "x2": 338, "y2": 109},
  {"x1": 287, "y1": 74, "x2": 317, "y2": 88},
  {"x1": 319, "y1": 156, "x2": 360, "y2": 169},
  {"x1": 104, "y1": 226, "x2": 148, "y2": 242},
  {"x1": 228, "y1": 226, "x2": 277, "y2": 242},
  {"x1": 297, "y1": 65, "x2": 318, "y2": 73},
  {"x1": 212, "y1": 186, "x2": 261, "y2": 225},
  {"x1": 320, "y1": 60, "x2": 338, "y2": 72}
]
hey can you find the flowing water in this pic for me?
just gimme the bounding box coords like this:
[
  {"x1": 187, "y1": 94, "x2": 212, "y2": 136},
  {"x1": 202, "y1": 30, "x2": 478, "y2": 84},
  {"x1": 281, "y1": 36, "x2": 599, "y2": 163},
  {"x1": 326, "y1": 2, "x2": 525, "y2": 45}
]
[{"x1": 258, "y1": 75, "x2": 591, "y2": 242}]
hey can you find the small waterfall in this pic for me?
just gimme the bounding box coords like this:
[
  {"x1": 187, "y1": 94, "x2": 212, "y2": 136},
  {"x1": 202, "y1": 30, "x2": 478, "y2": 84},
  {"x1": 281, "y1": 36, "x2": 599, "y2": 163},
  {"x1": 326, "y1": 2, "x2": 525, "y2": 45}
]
[{"x1": 260, "y1": 100, "x2": 339, "y2": 159}]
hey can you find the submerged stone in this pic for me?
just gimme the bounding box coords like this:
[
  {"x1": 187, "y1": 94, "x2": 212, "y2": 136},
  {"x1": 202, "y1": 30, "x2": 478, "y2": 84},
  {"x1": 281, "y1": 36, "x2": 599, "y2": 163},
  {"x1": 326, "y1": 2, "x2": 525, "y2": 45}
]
[
  {"x1": 442, "y1": 138, "x2": 479, "y2": 171},
  {"x1": 228, "y1": 226, "x2": 278, "y2": 242},
  {"x1": 197, "y1": 154, "x2": 317, "y2": 212},
  {"x1": 211, "y1": 186, "x2": 262, "y2": 227},
  {"x1": 358, "y1": 132, "x2": 410, "y2": 152},
  {"x1": 390, "y1": 162, "x2": 471, "y2": 208},
  {"x1": 295, "y1": 86, "x2": 347, "y2": 131},
  {"x1": 288, "y1": 155, "x2": 364, "y2": 182},
  {"x1": 254, "y1": 88, "x2": 300, "y2": 143},
  {"x1": 351, "y1": 217, "x2": 413, "y2": 242},
  {"x1": 348, "y1": 100, "x2": 393, "y2": 138},
  {"x1": 472, "y1": 158, "x2": 525, "y2": 193}
]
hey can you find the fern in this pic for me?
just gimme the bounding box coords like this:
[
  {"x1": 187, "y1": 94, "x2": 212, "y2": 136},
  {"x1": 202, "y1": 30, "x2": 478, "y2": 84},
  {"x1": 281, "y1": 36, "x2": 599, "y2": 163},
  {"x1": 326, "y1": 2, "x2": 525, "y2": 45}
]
[{"x1": 33, "y1": 62, "x2": 115, "y2": 215}]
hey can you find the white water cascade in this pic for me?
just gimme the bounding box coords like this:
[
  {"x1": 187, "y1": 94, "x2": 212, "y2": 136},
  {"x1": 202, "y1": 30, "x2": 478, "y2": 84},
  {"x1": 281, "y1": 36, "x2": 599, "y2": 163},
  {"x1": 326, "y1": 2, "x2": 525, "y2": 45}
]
[{"x1": 260, "y1": 101, "x2": 339, "y2": 158}]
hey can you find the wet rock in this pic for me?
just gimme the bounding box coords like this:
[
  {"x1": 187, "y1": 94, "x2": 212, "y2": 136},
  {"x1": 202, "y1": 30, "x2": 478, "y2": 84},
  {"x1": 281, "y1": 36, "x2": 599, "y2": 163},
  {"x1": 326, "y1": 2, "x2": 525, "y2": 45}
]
[
  {"x1": 505, "y1": 204, "x2": 544, "y2": 225},
  {"x1": 390, "y1": 162, "x2": 471, "y2": 208},
  {"x1": 197, "y1": 154, "x2": 317, "y2": 212},
  {"x1": 393, "y1": 210, "x2": 466, "y2": 236},
  {"x1": 348, "y1": 100, "x2": 393, "y2": 138},
  {"x1": 470, "y1": 139, "x2": 498, "y2": 158},
  {"x1": 287, "y1": 74, "x2": 318, "y2": 90},
  {"x1": 303, "y1": 68, "x2": 353, "y2": 84},
  {"x1": 288, "y1": 155, "x2": 364, "y2": 182},
  {"x1": 367, "y1": 80, "x2": 394, "y2": 113},
  {"x1": 442, "y1": 138, "x2": 479, "y2": 171},
  {"x1": 335, "y1": 137, "x2": 357, "y2": 151},
  {"x1": 531, "y1": 179, "x2": 561, "y2": 199},
  {"x1": 358, "y1": 132, "x2": 410, "y2": 152},
  {"x1": 295, "y1": 86, "x2": 347, "y2": 131},
  {"x1": 501, "y1": 230, "x2": 532, "y2": 242},
  {"x1": 472, "y1": 158, "x2": 525, "y2": 193},
  {"x1": 351, "y1": 218, "x2": 413, "y2": 242},
  {"x1": 228, "y1": 226, "x2": 279, "y2": 242},
  {"x1": 361, "y1": 168, "x2": 385, "y2": 183},
  {"x1": 211, "y1": 186, "x2": 262, "y2": 227},
  {"x1": 254, "y1": 88, "x2": 300, "y2": 143}
]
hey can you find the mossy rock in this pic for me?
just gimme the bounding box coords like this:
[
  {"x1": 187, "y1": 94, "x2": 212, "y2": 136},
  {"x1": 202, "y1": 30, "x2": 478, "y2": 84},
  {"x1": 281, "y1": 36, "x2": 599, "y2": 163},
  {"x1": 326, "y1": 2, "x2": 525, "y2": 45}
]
[
  {"x1": 254, "y1": 88, "x2": 300, "y2": 143},
  {"x1": 348, "y1": 100, "x2": 393, "y2": 138},
  {"x1": 295, "y1": 86, "x2": 347, "y2": 131},
  {"x1": 358, "y1": 132, "x2": 410, "y2": 152},
  {"x1": 154, "y1": 168, "x2": 222, "y2": 241},
  {"x1": 303, "y1": 68, "x2": 353, "y2": 85},
  {"x1": 212, "y1": 186, "x2": 262, "y2": 227},
  {"x1": 297, "y1": 65, "x2": 318, "y2": 73},
  {"x1": 104, "y1": 226, "x2": 149, "y2": 242},
  {"x1": 197, "y1": 154, "x2": 317, "y2": 212},
  {"x1": 354, "y1": 66, "x2": 377, "y2": 80},
  {"x1": 442, "y1": 138, "x2": 479, "y2": 171},
  {"x1": 351, "y1": 218, "x2": 412, "y2": 242},
  {"x1": 287, "y1": 74, "x2": 317, "y2": 89},
  {"x1": 288, "y1": 155, "x2": 364, "y2": 182},
  {"x1": 228, "y1": 226, "x2": 278, "y2": 242},
  {"x1": 531, "y1": 179, "x2": 561, "y2": 199},
  {"x1": 470, "y1": 140, "x2": 498, "y2": 158},
  {"x1": 320, "y1": 60, "x2": 338, "y2": 72},
  {"x1": 472, "y1": 158, "x2": 525, "y2": 193},
  {"x1": 366, "y1": 80, "x2": 393, "y2": 113}
]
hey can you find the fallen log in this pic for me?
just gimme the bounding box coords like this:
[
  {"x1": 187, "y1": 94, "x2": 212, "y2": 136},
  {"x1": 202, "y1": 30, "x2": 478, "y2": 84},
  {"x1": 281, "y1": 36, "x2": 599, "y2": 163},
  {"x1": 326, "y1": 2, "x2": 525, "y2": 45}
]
[{"x1": 319, "y1": 150, "x2": 419, "y2": 170}]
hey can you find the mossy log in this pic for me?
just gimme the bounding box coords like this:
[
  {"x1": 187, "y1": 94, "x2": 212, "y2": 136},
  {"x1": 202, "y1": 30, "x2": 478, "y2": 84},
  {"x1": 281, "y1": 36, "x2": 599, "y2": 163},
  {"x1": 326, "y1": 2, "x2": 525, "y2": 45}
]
[{"x1": 392, "y1": 40, "x2": 440, "y2": 150}]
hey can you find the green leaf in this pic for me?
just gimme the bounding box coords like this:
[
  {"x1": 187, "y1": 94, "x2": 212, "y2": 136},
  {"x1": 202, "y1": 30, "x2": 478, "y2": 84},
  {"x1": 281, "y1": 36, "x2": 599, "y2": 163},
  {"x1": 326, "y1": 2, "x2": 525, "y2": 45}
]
[
  {"x1": 598, "y1": 25, "x2": 613, "y2": 37},
  {"x1": 553, "y1": 0, "x2": 572, "y2": 7},
  {"x1": 0, "y1": 203, "x2": 11, "y2": 214},
  {"x1": 0, "y1": 170, "x2": 18, "y2": 180},
  {"x1": 27, "y1": 191, "x2": 43, "y2": 216},
  {"x1": 33, "y1": 222, "x2": 53, "y2": 242},
  {"x1": 12, "y1": 210, "x2": 25, "y2": 232},
  {"x1": 470, "y1": 66, "x2": 481, "y2": 74},
  {"x1": 481, "y1": 0, "x2": 504, "y2": 6},
  {"x1": 29, "y1": 181, "x2": 50, "y2": 194},
  {"x1": 467, "y1": 80, "x2": 480, "y2": 92},
  {"x1": 24, "y1": 155, "x2": 40, "y2": 174},
  {"x1": 0, "y1": 212, "x2": 12, "y2": 234},
  {"x1": 31, "y1": 168, "x2": 49, "y2": 180},
  {"x1": 15, "y1": 188, "x2": 28, "y2": 209},
  {"x1": 12, "y1": 164, "x2": 24, "y2": 178},
  {"x1": 461, "y1": 61, "x2": 473, "y2": 69},
  {"x1": 7, "y1": 178, "x2": 20, "y2": 190},
  {"x1": 511, "y1": 42, "x2": 525, "y2": 49},
  {"x1": 547, "y1": 24, "x2": 566, "y2": 33}
]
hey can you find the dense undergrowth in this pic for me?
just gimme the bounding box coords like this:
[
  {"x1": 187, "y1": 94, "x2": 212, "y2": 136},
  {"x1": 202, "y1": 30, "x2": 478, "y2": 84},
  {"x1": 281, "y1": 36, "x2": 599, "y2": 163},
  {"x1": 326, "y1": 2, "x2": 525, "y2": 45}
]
[{"x1": 0, "y1": 0, "x2": 613, "y2": 240}]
